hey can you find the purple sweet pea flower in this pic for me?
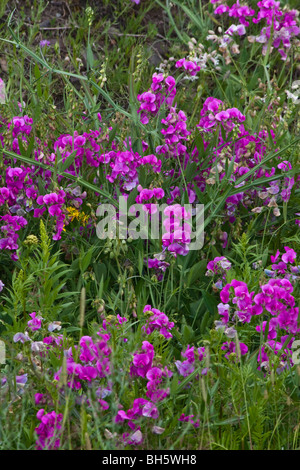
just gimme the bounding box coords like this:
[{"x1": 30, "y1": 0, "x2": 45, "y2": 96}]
[
  {"x1": 282, "y1": 246, "x2": 297, "y2": 264},
  {"x1": 13, "y1": 332, "x2": 31, "y2": 343},
  {"x1": 40, "y1": 40, "x2": 51, "y2": 48}
]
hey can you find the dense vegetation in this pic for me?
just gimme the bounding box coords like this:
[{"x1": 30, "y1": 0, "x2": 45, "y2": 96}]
[{"x1": 0, "y1": 0, "x2": 299, "y2": 450}]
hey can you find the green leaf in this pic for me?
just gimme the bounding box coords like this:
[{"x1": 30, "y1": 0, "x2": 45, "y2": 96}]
[
  {"x1": 34, "y1": 63, "x2": 42, "y2": 97},
  {"x1": 108, "y1": 123, "x2": 118, "y2": 148},
  {"x1": 201, "y1": 289, "x2": 218, "y2": 316},
  {"x1": 182, "y1": 323, "x2": 195, "y2": 343},
  {"x1": 194, "y1": 130, "x2": 205, "y2": 157},
  {"x1": 200, "y1": 310, "x2": 211, "y2": 334},
  {"x1": 187, "y1": 259, "x2": 207, "y2": 287},
  {"x1": 127, "y1": 187, "x2": 138, "y2": 209},
  {"x1": 87, "y1": 44, "x2": 94, "y2": 69},
  {"x1": 93, "y1": 262, "x2": 107, "y2": 283},
  {"x1": 80, "y1": 247, "x2": 94, "y2": 273},
  {"x1": 170, "y1": 374, "x2": 179, "y2": 396},
  {"x1": 138, "y1": 165, "x2": 147, "y2": 187}
]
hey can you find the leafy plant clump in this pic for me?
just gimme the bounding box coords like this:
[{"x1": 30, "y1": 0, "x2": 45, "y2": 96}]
[{"x1": 0, "y1": 0, "x2": 299, "y2": 451}]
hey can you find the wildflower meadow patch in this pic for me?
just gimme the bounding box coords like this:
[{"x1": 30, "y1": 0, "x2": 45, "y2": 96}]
[{"x1": 0, "y1": 0, "x2": 299, "y2": 451}]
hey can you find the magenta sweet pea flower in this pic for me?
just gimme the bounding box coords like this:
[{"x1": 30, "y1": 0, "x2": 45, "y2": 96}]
[
  {"x1": 221, "y1": 341, "x2": 248, "y2": 360},
  {"x1": 35, "y1": 410, "x2": 63, "y2": 450},
  {"x1": 281, "y1": 246, "x2": 297, "y2": 264},
  {"x1": 28, "y1": 312, "x2": 43, "y2": 331}
]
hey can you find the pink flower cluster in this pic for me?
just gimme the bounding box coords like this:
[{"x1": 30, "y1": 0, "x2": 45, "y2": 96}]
[
  {"x1": 179, "y1": 413, "x2": 200, "y2": 428},
  {"x1": 0, "y1": 214, "x2": 27, "y2": 260},
  {"x1": 142, "y1": 304, "x2": 174, "y2": 339},
  {"x1": 160, "y1": 204, "x2": 192, "y2": 256},
  {"x1": 216, "y1": 248, "x2": 299, "y2": 369},
  {"x1": 252, "y1": 2, "x2": 300, "y2": 60},
  {"x1": 219, "y1": 276, "x2": 297, "y2": 329},
  {"x1": 54, "y1": 331, "x2": 111, "y2": 395},
  {"x1": 137, "y1": 73, "x2": 176, "y2": 125},
  {"x1": 265, "y1": 247, "x2": 299, "y2": 282},
  {"x1": 257, "y1": 334, "x2": 294, "y2": 373},
  {"x1": 1, "y1": 165, "x2": 36, "y2": 208},
  {"x1": 166, "y1": 185, "x2": 196, "y2": 205},
  {"x1": 277, "y1": 161, "x2": 294, "y2": 203},
  {"x1": 253, "y1": 278, "x2": 299, "y2": 334},
  {"x1": 218, "y1": 281, "x2": 258, "y2": 324},
  {"x1": 117, "y1": 340, "x2": 173, "y2": 444},
  {"x1": 211, "y1": 0, "x2": 300, "y2": 60},
  {"x1": 0, "y1": 112, "x2": 165, "y2": 252},
  {"x1": 35, "y1": 409, "x2": 63, "y2": 450},
  {"x1": 175, "y1": 345, "x2": 207, "y2": 377},
  {"x1": 146, "y1": 255, "x2": 170, "y2": 281},
  {"x1": 54, "y1": 129, "x2": 110, "y2": 175},
  {"x1": 206, "y1": 256, "x2": 232, "y2": 278},
  {"x1": 0, "y1": 165, "x2": 40, "y2": 258},
  {"x1": 198, "y1": 97, "x2": 246, "y2": 133},
  {"x1": 213, "y1": 1, "x2": 255, "y2": 26},
  {"x1": 104, "y1": 150, "x2": 162, "y2": 192},
  {"x1": 129, "y1": 340, "x2": 155, "y2": 378},
  {"x1": 1, "y1": 83, "x2": 296, "y2": 263},
  {"x1": 135, "y1": 185, "x2": 164, "y2": 204},
  {"x1": 0, "y1": 157, "x2": 85, "y2": 253},
  {"x1": 135, "y1": 184, "x2": 165, "y2": 214},
  {"x1": 221, "y1": 340, "x2": 248, "y2": 359},
  {"x1": 116, "y1": 397, "x2": 159, "y2": 425},
  {"x1": 272, "y1": 246, "x2": 296, "y2": 266},
  {"x1": 192, "y1": 96, "x2": 294, "y2": 222},
  {"x1": 14, "y1": 312, "x2": 64, "y2": 354},
  {"x1": 35, "y1": 190, "x2": 66, "y2": 240},
  {"x1": 175, "y1": 58, "x2": 201, "y2": 76},
  {"x1": 157, "y1": 107, "x2": 190, "y2": 159},
  {"x1": 8, "y1": 115, "x2": 33, "y2": 139}
]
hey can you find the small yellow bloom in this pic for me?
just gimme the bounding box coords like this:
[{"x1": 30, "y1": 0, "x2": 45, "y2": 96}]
[{"x1": 63, "y1": 207, "x2": 89, "y2": 230}]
